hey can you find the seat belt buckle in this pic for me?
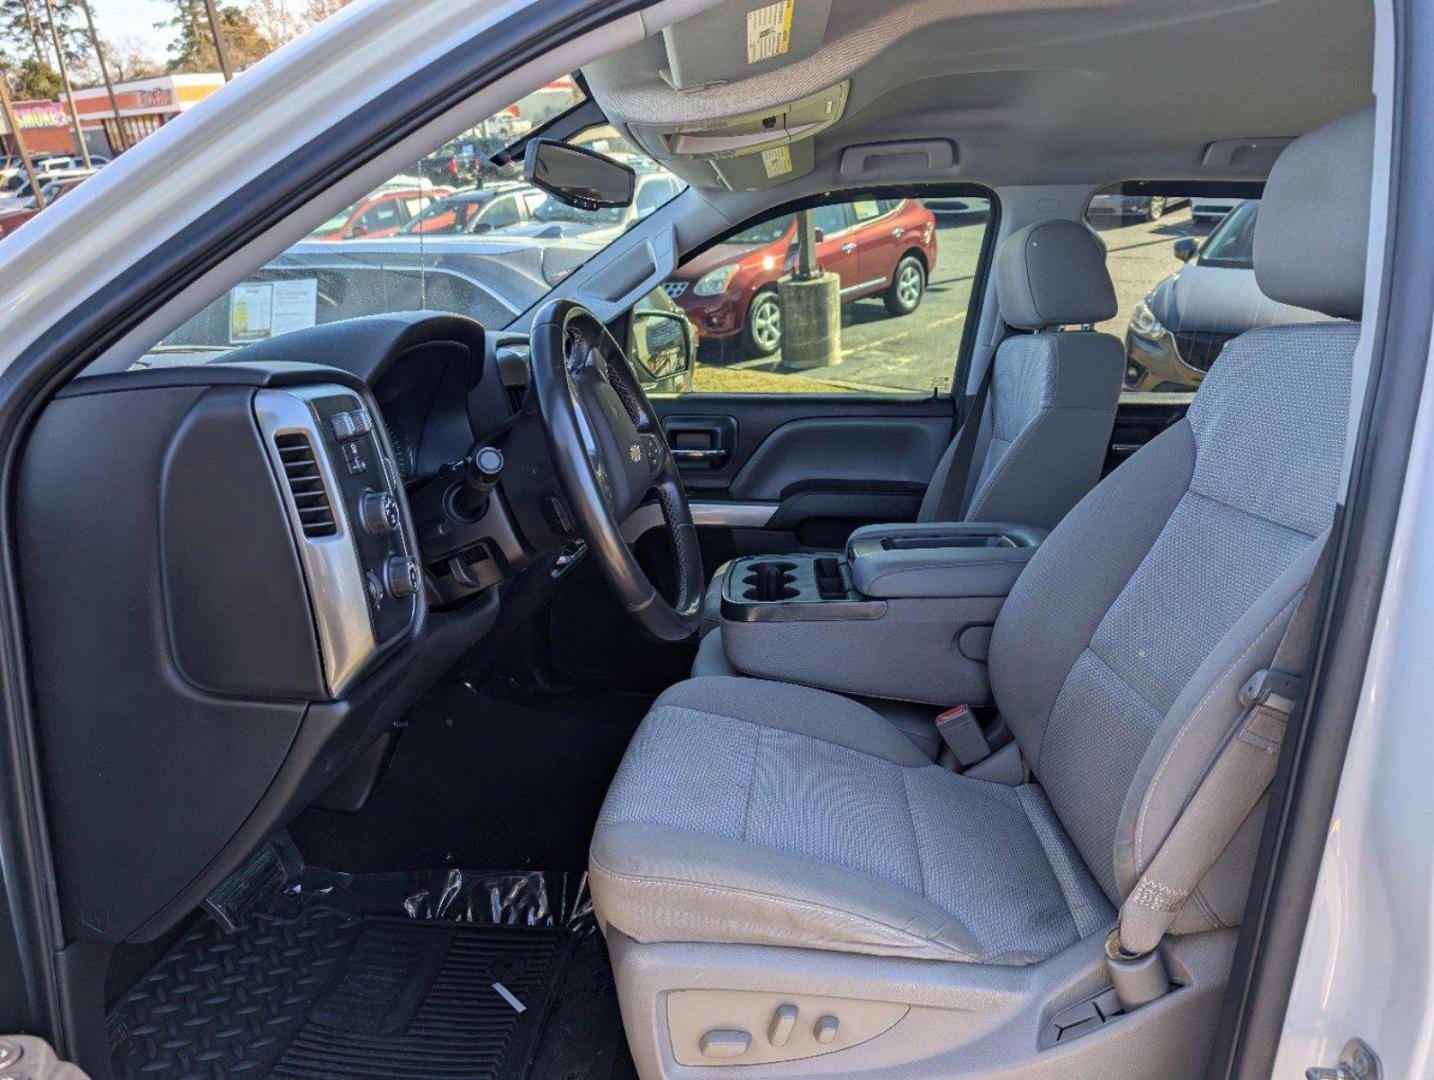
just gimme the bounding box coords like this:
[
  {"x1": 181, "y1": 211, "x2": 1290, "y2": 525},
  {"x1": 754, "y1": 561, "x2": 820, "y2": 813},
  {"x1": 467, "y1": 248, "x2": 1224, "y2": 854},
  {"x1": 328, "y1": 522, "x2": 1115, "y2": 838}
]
[
  {"x1": 1238, "y1": 668, "x2": 1303, "y2": 716},
  {"x1": 934, "y1": 704, "x2": 991, "y2": 767}
]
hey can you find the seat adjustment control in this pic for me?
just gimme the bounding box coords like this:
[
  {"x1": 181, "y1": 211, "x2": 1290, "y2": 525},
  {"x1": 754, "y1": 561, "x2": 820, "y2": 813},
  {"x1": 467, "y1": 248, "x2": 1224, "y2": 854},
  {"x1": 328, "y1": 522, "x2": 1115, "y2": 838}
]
[
  {"x1": 699, "y1": 1029, "x2": 751, "y2": 1059},
  {"x1": 383, "y1": 555, "x2": 420, "y2": 599},
  {"x1": 359, "y1": 490, "x2": 399, "y2": 537},
  {"x1": 768, "y1": 1003, "x2": 799, "y2": 1047},
  {"x1": 814, "y1": 1015, "x2": 839, "y2": 1045}
]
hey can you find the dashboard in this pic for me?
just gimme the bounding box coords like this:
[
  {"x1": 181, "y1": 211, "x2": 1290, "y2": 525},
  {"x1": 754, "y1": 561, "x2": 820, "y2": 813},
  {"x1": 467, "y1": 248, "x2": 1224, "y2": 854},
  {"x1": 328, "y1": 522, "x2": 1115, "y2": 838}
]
[{"x1": 15, "y1": 312, "x2": 577, "y2": 948}]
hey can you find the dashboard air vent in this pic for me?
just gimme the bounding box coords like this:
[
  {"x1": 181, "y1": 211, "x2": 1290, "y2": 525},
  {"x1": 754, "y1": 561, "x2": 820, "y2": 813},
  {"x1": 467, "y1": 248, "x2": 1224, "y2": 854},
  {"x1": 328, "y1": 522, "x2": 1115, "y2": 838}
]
[{"x1": 274, "y1": 432, "x2": 337, "y2": 538}]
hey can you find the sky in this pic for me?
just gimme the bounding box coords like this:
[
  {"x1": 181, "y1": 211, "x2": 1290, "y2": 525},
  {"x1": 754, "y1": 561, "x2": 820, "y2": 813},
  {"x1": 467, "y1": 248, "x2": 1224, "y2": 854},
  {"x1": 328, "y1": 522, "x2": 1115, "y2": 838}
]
[{"x1": 91, "y1": 0, "x2": 177, "y2": 60}]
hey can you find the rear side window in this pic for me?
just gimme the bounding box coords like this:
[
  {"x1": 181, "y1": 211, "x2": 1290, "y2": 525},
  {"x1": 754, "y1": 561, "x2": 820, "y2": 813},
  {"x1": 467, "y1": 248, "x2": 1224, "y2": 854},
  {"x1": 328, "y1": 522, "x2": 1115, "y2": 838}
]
[{"x1": 1084, "y1": 187, "x2": 1325, "y2": 395}]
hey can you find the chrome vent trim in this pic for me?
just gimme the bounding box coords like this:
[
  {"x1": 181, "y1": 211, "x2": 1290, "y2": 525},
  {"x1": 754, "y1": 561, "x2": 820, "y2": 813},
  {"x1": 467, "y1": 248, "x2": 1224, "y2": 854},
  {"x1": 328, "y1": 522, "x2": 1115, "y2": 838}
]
[
  {"x1": 255, "y1": 387, "x2": 377, "y2": 698},
  {"x1": 273, "y1": 431, "x2": 338, "y2": 537}
]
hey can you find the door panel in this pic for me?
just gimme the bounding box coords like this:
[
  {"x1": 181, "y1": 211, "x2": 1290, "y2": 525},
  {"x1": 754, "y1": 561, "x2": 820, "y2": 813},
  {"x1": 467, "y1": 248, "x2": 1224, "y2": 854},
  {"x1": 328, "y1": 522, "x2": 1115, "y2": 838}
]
[
  {"x1": 1105, "y1": 394, "x2": 1193, "y2": 474},
  {"x1": 650, "y1": 393, "x2": 954, "y2": 564}
]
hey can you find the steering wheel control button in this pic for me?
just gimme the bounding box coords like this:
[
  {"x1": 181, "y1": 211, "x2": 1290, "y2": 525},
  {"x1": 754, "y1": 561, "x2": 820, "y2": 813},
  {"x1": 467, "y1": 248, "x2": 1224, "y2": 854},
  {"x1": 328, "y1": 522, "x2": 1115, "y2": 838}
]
[
  {"x1": 699, "y1": 1029, "x2": 751, "y2": 1059},
  {"x1": 360, "y1": 491, "x2": 399, "y2": 537},
  {"x1": 768, "y1": 1004, "x2": 799, "y2": 1047},
  {"x1": 814, "y1": 1015, "x2": 840, "y2": 1045},
  {"x1": 383, "y1": 556, "x2": 420, "y2": 599}
]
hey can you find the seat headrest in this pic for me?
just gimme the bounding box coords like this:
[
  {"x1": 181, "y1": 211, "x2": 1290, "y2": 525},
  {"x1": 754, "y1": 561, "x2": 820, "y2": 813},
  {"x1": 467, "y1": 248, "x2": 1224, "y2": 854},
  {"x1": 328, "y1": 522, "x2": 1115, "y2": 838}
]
[
  {"x1": 994, "y1": 219, "x2": 1117, "y2": 330},
  {"x1": 1255, "y1": 105, "x2": 1374, "y2": 320}
]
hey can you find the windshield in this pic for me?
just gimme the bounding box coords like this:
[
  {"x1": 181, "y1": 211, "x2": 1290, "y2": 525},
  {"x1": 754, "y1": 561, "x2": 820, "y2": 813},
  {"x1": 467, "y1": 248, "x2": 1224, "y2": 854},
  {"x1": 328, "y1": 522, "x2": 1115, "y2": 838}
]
[
  {"x1": 530, "y1": 194, "x2": 625, "y2": 226},
  {"x1": 145, "y1": 81, "x2": 684, "y2": 361},
  {"x1": 1196, "y1": 199, "x2": 1259, "y2": 269}
]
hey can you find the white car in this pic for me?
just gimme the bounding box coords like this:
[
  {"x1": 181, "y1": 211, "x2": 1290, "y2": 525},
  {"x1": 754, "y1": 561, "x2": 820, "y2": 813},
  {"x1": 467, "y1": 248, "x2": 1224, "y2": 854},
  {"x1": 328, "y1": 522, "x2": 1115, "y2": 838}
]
[{"x1": 1189, "y1": 195, "x2": 1242, "y2": 223}]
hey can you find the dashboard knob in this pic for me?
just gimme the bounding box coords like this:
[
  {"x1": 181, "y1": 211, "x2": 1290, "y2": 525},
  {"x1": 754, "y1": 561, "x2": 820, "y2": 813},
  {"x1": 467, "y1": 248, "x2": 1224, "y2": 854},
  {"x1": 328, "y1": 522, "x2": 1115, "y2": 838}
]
[
  {"x1": 383, "y1": 555, "x2": 420, "y2": 599},
  {"x1": 360, "y1": 490, "x2": 399, "y2": 537}
]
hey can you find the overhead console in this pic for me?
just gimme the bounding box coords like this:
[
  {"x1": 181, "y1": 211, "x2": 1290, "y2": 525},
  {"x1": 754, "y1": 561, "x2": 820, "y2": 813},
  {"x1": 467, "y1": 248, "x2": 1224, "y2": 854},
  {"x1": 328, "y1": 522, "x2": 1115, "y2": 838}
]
[{"x1": 628, "y1": 81, "x2": 849, "y2": 189}]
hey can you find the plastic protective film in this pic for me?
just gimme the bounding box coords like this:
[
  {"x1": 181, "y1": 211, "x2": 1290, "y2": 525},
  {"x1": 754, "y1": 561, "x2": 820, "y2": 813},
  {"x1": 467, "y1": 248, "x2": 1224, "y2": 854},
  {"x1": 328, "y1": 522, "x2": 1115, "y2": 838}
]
[{"x1": 281, "y1": 865, "x2": 597, "y2": 935}]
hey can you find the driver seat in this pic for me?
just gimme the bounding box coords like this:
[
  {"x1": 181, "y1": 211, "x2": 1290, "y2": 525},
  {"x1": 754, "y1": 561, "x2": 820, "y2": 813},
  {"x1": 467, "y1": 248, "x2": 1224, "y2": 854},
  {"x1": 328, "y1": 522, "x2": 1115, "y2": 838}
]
[{"x1": 591, "y1": 108, "x2": 1371, "y2": 1076}]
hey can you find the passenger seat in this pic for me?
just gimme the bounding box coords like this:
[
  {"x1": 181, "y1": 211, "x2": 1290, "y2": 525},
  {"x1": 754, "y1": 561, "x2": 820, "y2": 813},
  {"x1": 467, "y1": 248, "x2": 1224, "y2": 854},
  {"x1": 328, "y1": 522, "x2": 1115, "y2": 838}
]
[{"x1": 696, "y1": 219, "x2": 1127, "y2": 706}]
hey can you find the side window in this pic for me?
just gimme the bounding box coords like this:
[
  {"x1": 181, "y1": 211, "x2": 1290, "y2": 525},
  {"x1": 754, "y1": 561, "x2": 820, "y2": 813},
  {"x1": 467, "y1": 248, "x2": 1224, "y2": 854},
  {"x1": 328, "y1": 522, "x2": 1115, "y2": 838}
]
[
  {"x1": 811, "y1": 203, "x2": 851, "y2": 238},
  {"x1": 359, "y1": 201, "x2": 403, "y2": 234},
  {"x1": 1083, "y1": 187, "x2": 1313, "y2": 396},
  {"x1": 668, "y1": 193, "x2": 992, "y2": 393},
  {"x1": 476, "y1": 195, "x2": 521, "y2": 230},
  {"x1": 635, "y1": 177, "x2": 677, "y2": 217}
]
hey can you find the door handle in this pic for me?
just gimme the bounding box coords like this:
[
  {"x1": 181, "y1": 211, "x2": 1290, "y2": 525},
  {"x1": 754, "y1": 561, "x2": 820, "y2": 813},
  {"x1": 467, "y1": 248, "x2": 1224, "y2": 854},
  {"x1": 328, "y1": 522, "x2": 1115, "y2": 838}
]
[
  {"x1": 841, "y1": 242, "x2": 858, "y2": 254},
  {"x1": 671, "y1": 448, "x2": 731, "y2": 467}
]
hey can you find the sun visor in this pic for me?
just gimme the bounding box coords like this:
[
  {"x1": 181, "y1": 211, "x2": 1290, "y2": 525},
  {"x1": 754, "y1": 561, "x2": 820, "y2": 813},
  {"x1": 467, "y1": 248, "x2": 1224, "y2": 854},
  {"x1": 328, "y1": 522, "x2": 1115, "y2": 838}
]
[{"x1": 659, "y1": 0, "x2": 833, "y2": 90}]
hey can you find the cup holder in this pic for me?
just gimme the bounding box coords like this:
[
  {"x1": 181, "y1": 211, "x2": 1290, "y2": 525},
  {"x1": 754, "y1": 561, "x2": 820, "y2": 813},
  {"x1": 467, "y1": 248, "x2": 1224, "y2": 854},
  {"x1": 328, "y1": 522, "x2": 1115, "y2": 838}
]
[{"x1": 741, "y1": 560, "x2": 799, "y2": 602}]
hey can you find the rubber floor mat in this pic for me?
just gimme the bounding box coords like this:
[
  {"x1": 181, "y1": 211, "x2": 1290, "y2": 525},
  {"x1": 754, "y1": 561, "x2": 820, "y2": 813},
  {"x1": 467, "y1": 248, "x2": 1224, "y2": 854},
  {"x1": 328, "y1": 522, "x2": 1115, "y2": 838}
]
[{"x1": 111, "y1": 905, "x2": 573, "y2": 1079}]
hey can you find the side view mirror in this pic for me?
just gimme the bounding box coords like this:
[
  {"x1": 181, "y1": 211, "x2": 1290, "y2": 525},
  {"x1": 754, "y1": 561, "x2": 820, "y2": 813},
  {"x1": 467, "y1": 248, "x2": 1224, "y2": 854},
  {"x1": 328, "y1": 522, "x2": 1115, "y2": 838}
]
[
  {"x1": 524, "y1": 139, "x2": 635, "y2": 211},
  {"x1": 813, "y1": 227, "x2": 826, "y2": 244},
  {"x1": 1173, "y1": 236, "x2": 1199, "y2": 263},
  {"x1": 629, "y1": 309, "x2": 696, "y2": 393}
]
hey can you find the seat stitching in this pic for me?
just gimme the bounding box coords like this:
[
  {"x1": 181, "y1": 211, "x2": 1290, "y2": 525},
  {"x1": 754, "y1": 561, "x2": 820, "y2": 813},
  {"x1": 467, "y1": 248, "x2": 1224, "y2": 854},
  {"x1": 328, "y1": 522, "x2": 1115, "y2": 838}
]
[
  {"x1": 1028, "y1": 435, "x2": 1195, "y2": 769},
  {"x1": 653, "y1": 702, "x2": 918, "y2": 766},
  {"x1": 589, "y1": 852, "x2": 977, "y2": 960},
  {"x1": 740, "y1": 724, "x2": 760, "y2": 842},
  {"x1": 1183, "y1": 486, "x2": 1325, "y2": 540},
  {"x1": 1015, "y1": 785, "x2": 1094, "y2": 939},
  {"x1": 1084, "y1": 644, "x2": 1166, "y2": 715},
  {"x1": 900, "y1": 770, "x2": 928, "y2": 902},
  {"x1": 1132, "y1": 593, "x2": 1300, "y2": 868}
]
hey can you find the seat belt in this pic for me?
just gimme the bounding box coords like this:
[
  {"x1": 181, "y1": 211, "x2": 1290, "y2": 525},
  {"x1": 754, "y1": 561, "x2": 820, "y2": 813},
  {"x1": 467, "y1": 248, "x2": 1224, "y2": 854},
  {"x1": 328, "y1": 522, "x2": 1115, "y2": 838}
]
[
  {"x1": 1104, "y1": 533, "x2": 1337, "y2": 1011},
  {"x1": 927, "y1": 353, "x2": 997, "y2": 522}
]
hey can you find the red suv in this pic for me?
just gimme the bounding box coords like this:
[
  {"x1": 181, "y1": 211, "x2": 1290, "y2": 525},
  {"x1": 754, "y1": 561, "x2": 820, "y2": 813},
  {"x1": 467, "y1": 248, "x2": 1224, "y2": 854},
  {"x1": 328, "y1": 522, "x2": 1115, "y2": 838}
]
[{"x1": 664, "y1": 198, "x2": 938, "y2": 357}]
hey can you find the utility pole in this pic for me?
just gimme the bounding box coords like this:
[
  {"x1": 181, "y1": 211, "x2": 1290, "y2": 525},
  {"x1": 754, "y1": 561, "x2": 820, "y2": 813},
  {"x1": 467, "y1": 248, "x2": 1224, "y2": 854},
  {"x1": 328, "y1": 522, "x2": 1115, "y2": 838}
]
[
  {"x1": 42, "y1": 0, "x2": 93, "y2": 170},
  {"x1": 78, "y1": 0, "x2": 126, "y2": 153},
  {"x1": 202, "y1": 0, "x2": 234, "y2": 81},
  {"x1": 0, "y1": 66, "x2": 46, "y2": 210}
]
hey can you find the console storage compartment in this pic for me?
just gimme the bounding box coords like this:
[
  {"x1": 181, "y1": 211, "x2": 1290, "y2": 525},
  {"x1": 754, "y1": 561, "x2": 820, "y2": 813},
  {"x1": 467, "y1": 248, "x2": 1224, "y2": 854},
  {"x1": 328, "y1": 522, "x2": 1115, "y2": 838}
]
[{"x1": 718, "y1": 523, "x2": 1046, "y2": 705}]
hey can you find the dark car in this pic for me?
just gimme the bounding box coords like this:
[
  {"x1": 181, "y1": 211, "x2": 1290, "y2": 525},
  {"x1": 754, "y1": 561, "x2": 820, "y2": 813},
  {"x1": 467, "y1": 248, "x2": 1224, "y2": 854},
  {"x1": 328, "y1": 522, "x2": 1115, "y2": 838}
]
[
  {"x1": 1087, "y1": 191, "x2": 1184, "y2": 222},
  {"x1": 663, "y1": 198, "x2": 938, "y2": 357},
  {"x1": 1123, "y1": 199, "x2": 1325, "y2": 391}
]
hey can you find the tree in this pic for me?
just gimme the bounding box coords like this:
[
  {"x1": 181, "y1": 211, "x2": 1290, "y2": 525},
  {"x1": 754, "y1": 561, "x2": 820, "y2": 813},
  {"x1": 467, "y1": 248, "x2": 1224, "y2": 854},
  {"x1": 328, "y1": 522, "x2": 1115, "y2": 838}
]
[
  {"x1": 0, "y1": 0, "x2": 90, "y2": 84},
  {"x1": 300, "y1": 0, "x2": 350, "y2": 25},
  {"x1": 159, "y1": 0, "x2": 269, "y2": 73},
  {"x1": 100, "y1": 32, "x2": 164, "y2": 82},
  {"x1": 2, "y1": 53, "x2": 61, "y2": 97},
  {"x1": 245, "y1": 0, "x2": 302, "y2": 48}
]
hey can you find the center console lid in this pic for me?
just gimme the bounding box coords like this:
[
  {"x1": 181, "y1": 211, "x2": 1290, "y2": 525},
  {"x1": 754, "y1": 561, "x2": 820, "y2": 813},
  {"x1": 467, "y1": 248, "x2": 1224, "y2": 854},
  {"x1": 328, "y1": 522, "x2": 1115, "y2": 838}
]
[
  {"x1": 717, "y1": 522, "x2": 1047, "y2": 706},
  {"x1": 845, "y1": 522, "x2": 1048, "y2": 599}
]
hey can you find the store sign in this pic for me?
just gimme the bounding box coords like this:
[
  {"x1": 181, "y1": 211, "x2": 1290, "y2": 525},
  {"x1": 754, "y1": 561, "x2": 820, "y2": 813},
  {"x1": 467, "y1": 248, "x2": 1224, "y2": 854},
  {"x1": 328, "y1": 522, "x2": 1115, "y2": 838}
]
[
  {"x1": 134, "y1": 88, "x2": 174, "y2": 109},
  {"x1": 14, "y1": 104, "x2": 67, "y2": 130}
]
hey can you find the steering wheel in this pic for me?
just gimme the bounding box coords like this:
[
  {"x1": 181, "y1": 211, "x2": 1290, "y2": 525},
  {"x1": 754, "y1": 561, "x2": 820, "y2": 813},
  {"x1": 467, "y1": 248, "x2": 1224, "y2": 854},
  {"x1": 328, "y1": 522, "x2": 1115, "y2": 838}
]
[{"x1": 529, "y1": 298, "x2": 702, "y2": 642}]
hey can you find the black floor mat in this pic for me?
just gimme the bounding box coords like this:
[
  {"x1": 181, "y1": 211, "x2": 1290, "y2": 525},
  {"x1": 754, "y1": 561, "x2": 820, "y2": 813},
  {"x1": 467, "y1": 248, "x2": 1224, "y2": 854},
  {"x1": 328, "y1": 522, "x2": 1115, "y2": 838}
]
[
  {"x1": 290, "y1": 680, "x2": 651, "y2": 875},
  {"x1": 111, "y1": 905, "x2": 577, "y2": 1079}
]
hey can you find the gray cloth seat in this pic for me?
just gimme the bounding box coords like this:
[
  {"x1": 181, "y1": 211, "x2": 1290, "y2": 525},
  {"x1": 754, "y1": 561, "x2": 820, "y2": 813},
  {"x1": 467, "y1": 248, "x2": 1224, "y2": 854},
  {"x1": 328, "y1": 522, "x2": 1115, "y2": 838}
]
[
  {"x1": 596, "y1": 108, "x2": 1372, "y2": 970},
  {"x1": 697, "y1": 217, "x2": 1125, "y2": 642},
  {"x1": 592, "y1": 677, "x2": 1112, "y2": 964}
]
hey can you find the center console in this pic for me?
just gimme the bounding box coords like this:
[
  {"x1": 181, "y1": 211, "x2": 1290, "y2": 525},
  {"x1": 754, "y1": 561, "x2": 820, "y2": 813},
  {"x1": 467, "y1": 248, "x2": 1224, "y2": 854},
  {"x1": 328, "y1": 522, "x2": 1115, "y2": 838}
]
[{"x1": 718, "y1": 522, "x2": 1046, "y2": 705}]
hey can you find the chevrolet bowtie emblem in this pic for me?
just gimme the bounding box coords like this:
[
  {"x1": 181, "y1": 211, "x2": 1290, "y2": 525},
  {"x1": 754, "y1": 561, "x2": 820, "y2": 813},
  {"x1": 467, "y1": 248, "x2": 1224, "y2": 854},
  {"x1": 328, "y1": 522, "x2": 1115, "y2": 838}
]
[{"x1": 630, "y1": 444, "x2": 643, "y2": 463}]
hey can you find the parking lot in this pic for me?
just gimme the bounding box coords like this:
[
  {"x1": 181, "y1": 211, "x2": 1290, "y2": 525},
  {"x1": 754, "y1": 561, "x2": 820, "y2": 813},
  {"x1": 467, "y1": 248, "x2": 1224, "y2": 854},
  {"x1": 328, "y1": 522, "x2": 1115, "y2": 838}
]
[{"x1": 692, "y1": 202, "x2": 1216, "y2": 394}]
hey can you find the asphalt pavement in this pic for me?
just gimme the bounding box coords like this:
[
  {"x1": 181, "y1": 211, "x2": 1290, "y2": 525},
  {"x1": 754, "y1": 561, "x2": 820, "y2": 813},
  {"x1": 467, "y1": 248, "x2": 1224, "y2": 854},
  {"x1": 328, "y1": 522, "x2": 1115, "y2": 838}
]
[{"x1": 691, "y1": 203, "x2": 1215, "y2": 394}]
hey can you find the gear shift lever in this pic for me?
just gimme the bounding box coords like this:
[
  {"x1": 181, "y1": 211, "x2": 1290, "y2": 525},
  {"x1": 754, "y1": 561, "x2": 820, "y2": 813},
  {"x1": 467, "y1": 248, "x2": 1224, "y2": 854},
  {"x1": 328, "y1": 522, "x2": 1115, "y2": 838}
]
[{"x1": 448, "y1": 445, "x2": 504, "y2": 521}]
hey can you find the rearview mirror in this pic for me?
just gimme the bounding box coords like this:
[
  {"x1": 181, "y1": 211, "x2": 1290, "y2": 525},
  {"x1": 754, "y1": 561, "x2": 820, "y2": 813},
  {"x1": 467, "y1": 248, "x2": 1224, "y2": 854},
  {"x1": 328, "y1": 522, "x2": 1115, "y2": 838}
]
[
  {"x1": 524, "y1": 139, "x2": 635, "y2": 211},
  {"x1": 1173, "y1": 236, "x2": 1199, "y2": 263}
]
